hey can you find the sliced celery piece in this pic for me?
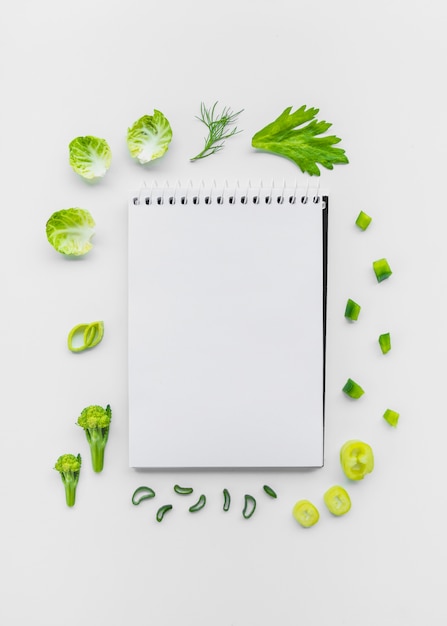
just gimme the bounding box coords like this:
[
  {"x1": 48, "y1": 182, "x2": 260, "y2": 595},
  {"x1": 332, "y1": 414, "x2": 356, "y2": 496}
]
[
  {"x1": 383, "y1": 408, "x2": 400, "y2": 427},
  {"x1": 323, "y1": 485, "x2": 351, "y2": 516},
  {"x1": 378, "y1": 332, "x2": 391, "y2": 354},
  {"x1": 342, "y1": 378, "x2": 364, "y2": 399},
  {"x1": 292, "y1": 500, "x2": 319, "y2": 528},
  {"x1": 340, "y1": 440, "x2": 374, "y2": 481},
  {"x1": 345, "y1": 298, "x2": 361, "y2": 321},
  {"x1": 355, "y1": 211, "x2": 372, "y2": 230},
  {"x1": 373, "y1": 258, "x2": 392, "y2": 282}
]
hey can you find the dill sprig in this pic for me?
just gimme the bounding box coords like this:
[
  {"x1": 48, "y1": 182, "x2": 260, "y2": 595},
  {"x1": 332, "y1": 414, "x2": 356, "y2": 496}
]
[{"x1": 190, "y1": 102, "x2": 244, "y2": 161}]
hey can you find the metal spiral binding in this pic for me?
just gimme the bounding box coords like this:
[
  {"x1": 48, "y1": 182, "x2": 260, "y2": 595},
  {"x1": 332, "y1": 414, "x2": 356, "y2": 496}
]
[{"x1": 132, "y1": 180, "x2": 325, "y2": 207}]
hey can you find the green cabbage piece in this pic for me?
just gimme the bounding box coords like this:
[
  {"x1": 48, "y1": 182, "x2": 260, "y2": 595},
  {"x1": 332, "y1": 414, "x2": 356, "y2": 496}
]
[
  {"x1": 69, "y1": 136, "x2": 112, "y2": 180},
  {"x1": 127, "y1": 110, "x2": 172, "y2": 164},
  {"x1": 46, "y1": 208, "x2": 95, "y2": 256}
]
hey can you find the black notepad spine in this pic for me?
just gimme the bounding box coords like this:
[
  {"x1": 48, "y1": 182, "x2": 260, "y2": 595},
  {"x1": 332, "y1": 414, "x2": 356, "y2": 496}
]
[{"x1": 132, "y1": 183, "x2": 325, "y2": 208}]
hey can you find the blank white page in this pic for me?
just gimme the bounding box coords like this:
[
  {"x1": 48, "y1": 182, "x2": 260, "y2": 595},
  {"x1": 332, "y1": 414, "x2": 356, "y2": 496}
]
[{"x1": 128, "y1": 186, "x2": 326, "y2": 468}]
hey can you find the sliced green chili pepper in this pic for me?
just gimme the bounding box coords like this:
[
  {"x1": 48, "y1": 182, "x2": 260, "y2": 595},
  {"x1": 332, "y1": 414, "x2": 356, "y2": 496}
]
[
  {"x1": 344, "y1": 298, "x2": 361, "y2": 321},
  {"x1": 223, "y1": 488, "x2": 231, "y2": 511},
  {"x1": 68, "y1": 321, "x2": 104, "y2": 352},
  {"x1": 242, "y1": 494, "x2": 256, "y2": 519},
  {"x1": 379, "y1": 332, "x2": 391, "y2": 354},
  {"x1": 156, "y1": 504, "x2": 173, "y2": 522},
  {"x1": 323, "y1": 485, "x2": 351, "y2": 516},
  {"x1": 383, "y1": 408, "x2": 400, "y2": 427},
  {"x1": 373, "y1": 258, "x2": 392, "y2": 282},
  {"x1": 173, "y1": 484, "x2": 194, "y2": 495},
  {"x1": 131, "y1": 486, "x2": 156, "y2": 505},
  {"x1": 355, "y1": 210, "x2": 372, "y2": 231},
  {"x1": 340, "y1": 440, "x2": 374, "y2": 481},
  {"x1": 189, "y1": 494, "x2": 206, "y2": 512},
  {"x1": 292, "y1": 500, "x2": 319, "y2": 527},
  {"x1": 342, "y1": 378, "x2": 364, "y2": 399},
  {"x1": 263, "y1": 485, "x2": 277, "y2": 498}
]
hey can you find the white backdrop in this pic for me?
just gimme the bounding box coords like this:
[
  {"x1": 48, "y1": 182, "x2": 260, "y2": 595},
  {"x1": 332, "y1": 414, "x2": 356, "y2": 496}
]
[{"x1": 1, "y1": 1, "x2": 446, "y2": 624}]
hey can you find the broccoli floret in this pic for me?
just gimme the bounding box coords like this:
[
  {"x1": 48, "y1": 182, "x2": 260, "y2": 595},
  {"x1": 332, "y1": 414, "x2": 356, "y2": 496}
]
[
  {"x1": 54, "y1": 453, "x2": 82, "y2": 507},
  {"x1": 77, "y1": 404, "x2": 112, "y2": 473}
]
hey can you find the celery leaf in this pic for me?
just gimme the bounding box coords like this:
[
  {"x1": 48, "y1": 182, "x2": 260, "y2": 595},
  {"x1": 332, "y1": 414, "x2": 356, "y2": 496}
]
[{"x1": 251, "y1": 105, "x2": 349, "y2": 176}]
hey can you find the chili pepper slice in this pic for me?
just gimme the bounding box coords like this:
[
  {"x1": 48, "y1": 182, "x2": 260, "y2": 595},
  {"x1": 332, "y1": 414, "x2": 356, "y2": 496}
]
[
  {"x1": 344, "y1": 298, "x2": 361, "y2": 321},
  {"x1": 156, "y1": 504, "x2": 173, "y2": 522},
  {"x1": 342, "y1": 378, "x2": 365, "y2": 399},
  {"x1": 67, "y1": 321, "x2": 104, "y2": 352},
  {"x1": 131, "y1": 486, "x2": 156, "y2": 505},
  {"x1": 223, "y1": 488, "x2": 231, "y2": 511},
  {"x1": 323, "y1": 485, "x2": 351, "y2": 516},
  {"x1": 355, "y1": 211, "x2": 372, "y2": 231},
  {"x1": 373, "y1": 258, "x2": 392, "y2": 282},
  {"x1": 292, "y1": 500, "x2": 319, "y2": 528},
  {"x1": 173, "y1": 484, "x2": 194, "y2": 495},
  {"x1": 242, "y1": 494, "x2": 256, "y2": 519},
  {"x1": 340, "y1": 440, "x2": 374, "y2": 480},
  {"x1": 263, "y1": 485, "x2": 277, "y2": 498},
  {"x1": 189, "y1": 494, "x2": 206, "y2": 512},
  {"x1": 83, "y1": 321, "x2": 104, "y2": 348},
  {"x1": 379, "y1": 332, "x2": 391, "y2": 354},
  {"x1": 383, "y1": 408, "x2": 400, "y2": 427}
]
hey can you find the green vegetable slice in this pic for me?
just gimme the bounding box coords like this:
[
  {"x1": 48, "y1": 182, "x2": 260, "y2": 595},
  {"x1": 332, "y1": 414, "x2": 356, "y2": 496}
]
[
  {"x1": 342, "y1": 378, "x2": 365, "y2": 399},
  {"x1": 378, "y1": 332, "x2": 391, "y2": 354},
  {"x1": 132, "y1": 486, "x2": 156, "y2": 505},
  {"x1": 383, "y1": 408, "x2": 400, "y2": 427},
  {"x1": 344, "y1": 298, "x2": 361, "y2": 321},
  {"x1": 67, "y1": 321, "x2": 104, "y2": 352},
  {"x1": 46, "y1": 207, "x2": 95, "y2": 256},
  {"x1": 189, "y1": 494, "x2": 206, "y2": 512},
  {"x1": 242, "y1": 494, "x2": 256, "y2": 519},
  {"x1": 69, "y1": 135, "x2": 112, "y2": 180},
  {"x1": 251, "y1": 105, "x2": 349, "y2": 176},
  {"x1": 132, "y1": 485, "x2": 155, "y2": 505},
  {"x1": 223, "y1": 488, "x2": 231, "y2": 512},
  {"x1": 156, "y1": 504, "x2": 173, "y2": 522},
  {"x1": 173, "y1": 484, "x2": 193, "y2": 495},
  {"x1": 340, "y1": 440, "x2": 374, "y2": 481},
  {"x1": 373, "y1": 258, "x2": 392, "y2": 282},
  {"x1": 292, "y1": 500, "x2": 319, "y2": 527},
  {"x1": 323, "y1": 485, "x2": 351, "y2": 516},
  {"x1": 263, "y1": 485, "x2": 277, "y2": 498},
  {"x1": 355, "y1": 211, "x2": 372, "y2": 230}
]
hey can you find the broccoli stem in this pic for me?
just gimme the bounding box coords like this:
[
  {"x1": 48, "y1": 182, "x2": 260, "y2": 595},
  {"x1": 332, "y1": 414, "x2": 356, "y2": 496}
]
[
  {"x1": 63, "y1": 479, "x2": 78, "y2": 507},
  {"x1": 87, "y1": 429, "x2": 108, "y2": 472}
]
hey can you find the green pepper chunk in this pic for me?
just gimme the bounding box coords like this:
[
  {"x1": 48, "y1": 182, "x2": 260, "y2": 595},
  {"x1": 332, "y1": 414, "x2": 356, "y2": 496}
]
[
  {"x1": 292, "y1": 500, "x2": 319, "y2": 528},
  {"x1": 189, "y1": 494, "x2": 206, "y2": 512},
  {"x1": 323, "y1": 485, "x2": 351, "y2": 516},
  {"x1": 223, "y1": 488, "x2": 231, "y2": 512},
  {"x1": 173, "y1": 484, "x2": 194, "y2": 495},
  {"x1": 383, "y1": 408, "x2": 400, "y2": 427},
  {"x1": 378, "y1": 332, "x2": 391, "y2": 354},
  {"x1": 342, "y1": 378, "x2": 365, "y2": 399},
  {"x1": 156, "y1": 504, "x2": 173, "y2": 522},
  {"x1": 242, "y1": 494, "x2": 256, "y2": 519},
  {"x1": 373, "y1": 258, "x2": 392, "y2": 282},
  {"x1": 355, "y1": 211, "x2": 372, "y2": 230},
  {"x1": 263, "y1": 485, "x2": 277, "y2": 498},
  {"x1": 344, "y1": 298, "x2": 361, "y2": 321},
  {"x1": 131, "y1": 486, "x2": 156, "y2": 505},
  {"x1": 340, "y1": 440, "x2": 374, "y2": 481}
]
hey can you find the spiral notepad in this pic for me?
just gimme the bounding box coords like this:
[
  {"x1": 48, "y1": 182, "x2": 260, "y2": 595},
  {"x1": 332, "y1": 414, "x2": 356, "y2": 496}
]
[{"x1": 128, "y1": 183, "x2": 328, "y2": 469}]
